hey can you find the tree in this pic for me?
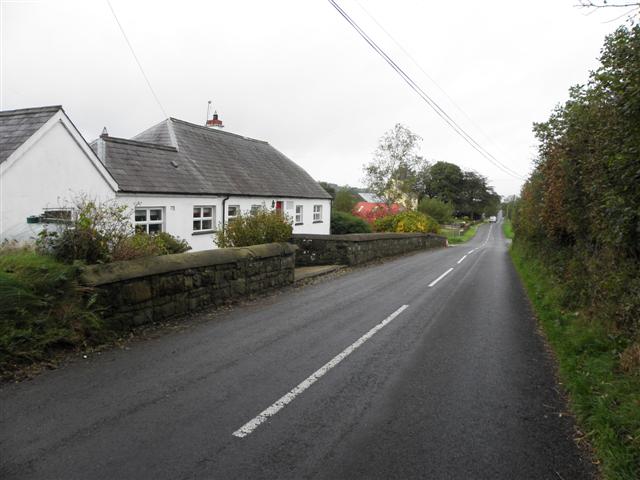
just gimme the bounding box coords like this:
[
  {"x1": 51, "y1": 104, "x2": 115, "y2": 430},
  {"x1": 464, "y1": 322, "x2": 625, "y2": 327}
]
[
  {"x1": 362, "y1": 124, "x2": 427, "y2": 208},
  {"x1": 420, "y1": 161, "x2": 464, "y2": 207},
  {"x1": 417, "y1": 197, "x2": 453, "y2": 224},
  {"x1": 333, "y1": 188, "x2": 358, "y2": 213},
  {"x1": 318, "y1": 182, "x2": 336, "y2": 198}
]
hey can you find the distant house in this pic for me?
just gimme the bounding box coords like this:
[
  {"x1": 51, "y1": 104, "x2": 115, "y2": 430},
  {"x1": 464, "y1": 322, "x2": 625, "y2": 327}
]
[
  {"x1": 352, "y1": 201, "x2": 402, "y2": 223},
  {"x1": 0, "y1": 106, "x2": 331, "y2": 250},
  {"x1": 357, "y1": 192, "x2": 384, "y2": 203}
]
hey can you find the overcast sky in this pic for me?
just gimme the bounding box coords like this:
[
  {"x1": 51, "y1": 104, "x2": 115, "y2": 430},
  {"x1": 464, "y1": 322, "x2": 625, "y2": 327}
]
[{"x1": 1, "y1": 0, "x2": 632, "y2": 197}]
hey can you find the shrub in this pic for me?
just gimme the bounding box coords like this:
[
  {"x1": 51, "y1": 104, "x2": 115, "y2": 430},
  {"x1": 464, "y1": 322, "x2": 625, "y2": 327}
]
[
  {"x1": 155, "y1": 232, "x2": 191, "y2": 254},
  {"x1": 36, "y1": 197, "x2": 133, "y2": 264},
  {"x1": 111, "y1": 232, "x2": 191, "y2": 261},
  {"x1": 374, "y1": 210, "x2": 439, "y2": 234},
  {"x1": 417, "y1": 197, "x2": 453, "y2": 224},
  {"x1": 215, "y1": 209, "x2": 293, "y2": 248},
  {"x1": 330, "y1": 211, "x2": 372, "y2": 234}
]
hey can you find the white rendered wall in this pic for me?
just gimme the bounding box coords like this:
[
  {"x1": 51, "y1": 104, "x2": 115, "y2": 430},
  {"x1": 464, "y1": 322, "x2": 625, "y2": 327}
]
[
  {"x1": 225, "y1": 197, "x2": 331, "y2": 236},
  {"x1": 116, "y1": 194, "x2": 224, "y2": 252},
  {"x1": 117, "y1": 194, "x2": 331, "y2": 252},
  {"x1": 0, "y1": 121, "x2": 116, "y2": 242}
]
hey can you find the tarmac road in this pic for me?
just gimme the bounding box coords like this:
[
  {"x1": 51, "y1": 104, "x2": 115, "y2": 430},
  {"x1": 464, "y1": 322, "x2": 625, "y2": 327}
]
[{"x1": 0, "y1": 218, "x2": 596, "y2": 479}]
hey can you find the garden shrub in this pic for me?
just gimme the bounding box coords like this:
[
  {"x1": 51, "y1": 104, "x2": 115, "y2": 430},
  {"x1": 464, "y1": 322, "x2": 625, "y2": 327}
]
[
  {"x1": 330, "y1": 211, "x2": 372, "y2": 234},
  {"x1": 37, "y1": 197, "x2": 191, "y2": 264},
  {"x1": 215, "y1": 209, "x2": 293, "y2": 248},
  {"x1": 374, "y1": 210, "x2": 439, "y2": 234},
  {"x1": 37, "y1": 197, "x2": 133, "y2": 264}
]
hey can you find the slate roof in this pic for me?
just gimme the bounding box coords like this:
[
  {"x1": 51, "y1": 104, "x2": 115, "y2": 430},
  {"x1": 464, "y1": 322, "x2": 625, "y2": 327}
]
[
  {"x1": 100, "y1": 118, "x2": 331, "y2": 199},
  {"x1": 0, "y1": 106, "x2": 61, "y2": 164}
]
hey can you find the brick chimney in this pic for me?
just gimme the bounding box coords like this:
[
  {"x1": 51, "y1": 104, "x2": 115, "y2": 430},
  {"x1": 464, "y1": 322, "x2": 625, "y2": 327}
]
[{"x1": 206, "y1": 111, "x2": 224, "y2": 129}]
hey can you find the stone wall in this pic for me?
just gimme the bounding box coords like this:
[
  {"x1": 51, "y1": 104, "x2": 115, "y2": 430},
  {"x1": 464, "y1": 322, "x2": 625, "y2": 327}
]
[
  {"x1": 80, "y1": 243, "x2": 296, "y2": 329},
  {"x1": 291, "y1": 232, "x2": 447, "y2": 267}
]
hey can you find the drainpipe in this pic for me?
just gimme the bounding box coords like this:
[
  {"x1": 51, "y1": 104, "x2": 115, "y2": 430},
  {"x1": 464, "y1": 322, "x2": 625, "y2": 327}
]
[{"x1": 221, "y1": 195, "x2": 230, "y2": 229}]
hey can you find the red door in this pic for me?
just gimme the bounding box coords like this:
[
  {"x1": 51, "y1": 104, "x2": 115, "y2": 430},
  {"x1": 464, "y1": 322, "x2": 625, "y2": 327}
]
[{"x1": 275, "y1": 201, "x2": 284, "y2": 213}]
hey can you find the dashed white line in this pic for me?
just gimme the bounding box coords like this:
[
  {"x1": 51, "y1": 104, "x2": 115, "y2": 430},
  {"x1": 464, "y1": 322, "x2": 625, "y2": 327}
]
[
  {"x1": 457, "y1": 255, "x2": 467, "y2": 264},
  {"x1": 232, "y1": 304, "x2": 410, "y2": 438},
  {"x1": 428, "y1": 267, "x2": 454, "y2": 287}
]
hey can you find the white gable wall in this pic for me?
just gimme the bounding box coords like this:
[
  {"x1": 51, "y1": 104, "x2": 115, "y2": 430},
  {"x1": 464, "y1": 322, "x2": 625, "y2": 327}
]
[{"x1": 0, "y1": 118, "x2": 116, "y2": 242}]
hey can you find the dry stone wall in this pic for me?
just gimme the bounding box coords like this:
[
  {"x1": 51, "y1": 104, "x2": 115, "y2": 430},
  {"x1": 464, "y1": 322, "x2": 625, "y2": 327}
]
[{"x1": 80, "y1": 243, "x2": 296, "y2": 329}]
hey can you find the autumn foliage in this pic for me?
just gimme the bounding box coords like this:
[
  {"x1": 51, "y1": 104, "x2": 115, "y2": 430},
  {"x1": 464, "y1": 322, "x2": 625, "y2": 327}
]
[{"x1": 514, "y1": 25, "x2": 640, "y2": 334}]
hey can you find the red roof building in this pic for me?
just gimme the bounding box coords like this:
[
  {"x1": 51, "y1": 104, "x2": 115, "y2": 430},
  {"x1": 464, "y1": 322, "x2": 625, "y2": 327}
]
[{"x1": 352, "y1": 202, "x2": 402, "y2": 223}]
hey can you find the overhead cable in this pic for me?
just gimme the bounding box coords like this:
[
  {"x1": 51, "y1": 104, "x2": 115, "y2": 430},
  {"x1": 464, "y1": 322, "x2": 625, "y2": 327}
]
[{"x1": 328, "y1": 0, "x2": 525, "y2": 180}]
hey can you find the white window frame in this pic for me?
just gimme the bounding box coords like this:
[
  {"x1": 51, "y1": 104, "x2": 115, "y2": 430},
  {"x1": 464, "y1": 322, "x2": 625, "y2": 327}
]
[
  {"x1": 250, "y1": 204, "x2": 262, "y2": 215},
  {"x1": 193, "y1": 205, "x2": 215, "y2": 232},
  {"x1": 135, "y1": 207, "x2": 164, "y2": 234},
  {"x1": 295, "y1": 205, "x2": 303, "y2": 224},
  {"x1": 227, "y1": 205, "x2": 240, "y2": 222},
  {"x1": 313, "y1": 204, "x2": 323, "y2": 222}
]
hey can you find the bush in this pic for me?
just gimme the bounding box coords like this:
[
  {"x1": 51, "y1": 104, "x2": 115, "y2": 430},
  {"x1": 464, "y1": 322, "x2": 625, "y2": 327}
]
[
  {"x1": 155, "y1": 232, "x2": 191, "y2": 254},
  {"x1": 417, "y1": 197, "x2": 453, "y2": 224},
  {"x1": 0, "y1": 248, "x2": 105, "y2": 378},
  {"x1": 373, "y1": 210, "x2": 439, "y2": 234},
  {"x1": 111, "y1": 232, "x2": 191, "y2": 261},
  {"x1": 330, "y1": 211, "x2": 372, "y2": 234},
  {"x1": 37, "y1": 197, "x2": 133, "y2": 264},
  {"x1": 37, "y1": 197, "x2": 192, "y2": 264},
  {"x1": 215, "y1": 209, "x2": 293, "y2": 248}
]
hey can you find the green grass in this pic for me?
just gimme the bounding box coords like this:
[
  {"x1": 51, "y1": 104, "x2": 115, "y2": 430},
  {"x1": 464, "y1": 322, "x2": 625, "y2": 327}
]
[
  {"x1": 0, "y1": 249, "x2": 107, "y2": 380},
  {"x1": 502, "y1": 218, "x2": 514, "y2": 239},
  {"x1": 510, "y1": 241, "x2": 640, "y2": 479},
  {"x1": 442, "y1": 223, "x2": 479, "y2": 244}
]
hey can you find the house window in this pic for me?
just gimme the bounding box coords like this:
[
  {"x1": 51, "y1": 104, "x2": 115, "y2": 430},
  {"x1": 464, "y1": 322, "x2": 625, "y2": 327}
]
[
  {"x1": 313, "y1": 204, "x2": 323, "y2": 222},
  {"x1": 193, "y1": 206, "x2": 215, "y2": 232},
  {"x1": 227, "y1": 205, "x2": 240, "y2": 221},
  {"x1": 295, "y1": 205, "x2": 303, "y2": 224},
  {"x1": 135, "y1": 207, "x2": 164, "y2": 233},
  {"x1": 250, "y1": 204, "x2": 262, "y2": 215},
  {"x1": 41, "y1": 208, "x2": 72, "y2": 224}
]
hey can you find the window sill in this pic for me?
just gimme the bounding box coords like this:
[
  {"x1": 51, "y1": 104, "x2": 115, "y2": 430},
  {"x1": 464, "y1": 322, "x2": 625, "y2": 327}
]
[
  {"x1": 295, "y1": 222, "x2": 304, "y2": 226},
  {"x1": 192, "y1": 230, "x2": 216, "y2": 236},
  {"x1": 313, "y1": 220, "x2": 323, "y2": 224}
]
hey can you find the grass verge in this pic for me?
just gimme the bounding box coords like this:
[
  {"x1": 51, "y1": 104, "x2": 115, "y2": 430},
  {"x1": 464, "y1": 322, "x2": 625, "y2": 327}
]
[
  {"x1": 502, "y1": 218, "x2": 514, "y2": 239},
  {"x1": 510, "y1": 241, "x2": 640, "y2": 479},
  {"x1": 442, "y1": 223, "x2": 479, "y2": 244},
  {"x1": 0, "y1": 249, "x2": 109, "y2": 381}
]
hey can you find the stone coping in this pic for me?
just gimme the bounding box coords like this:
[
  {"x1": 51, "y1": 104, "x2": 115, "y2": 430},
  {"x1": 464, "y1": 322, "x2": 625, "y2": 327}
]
[
  {"x1": 81, "y1": 242, "x2": 297, "y2": 286},
  {"x1": 291, "y1": 232, "x2": 446, "y2": 242}
]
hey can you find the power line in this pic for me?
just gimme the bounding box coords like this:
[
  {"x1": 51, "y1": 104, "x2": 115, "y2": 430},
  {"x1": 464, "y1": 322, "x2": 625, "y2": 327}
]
[
  {"x1": 328, "y1": 0, "x2": 525, "y2": 180},
  {"x1": 106, "y1": 0, "x2": 168, "y2": 118},
  {"x1": 353, "y1": 0, "x2": 512, "y2": 166}
]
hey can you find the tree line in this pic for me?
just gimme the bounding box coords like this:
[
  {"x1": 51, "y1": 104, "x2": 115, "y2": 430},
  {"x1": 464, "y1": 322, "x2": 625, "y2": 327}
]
[{"x1": 361, "y1": 124, "x2": 501, "y2": 220}]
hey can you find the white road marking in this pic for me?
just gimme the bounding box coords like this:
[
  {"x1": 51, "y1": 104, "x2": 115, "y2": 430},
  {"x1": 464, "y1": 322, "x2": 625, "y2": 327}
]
[
  {"x1": 428, "y1": 267, "x2": 454, "y2": 287},
  {"x1": 457, "y1": 255, "x2": 467, "y2": 264},
  {"x1": 232, "y1": 304, "x2": 410, "y2": 438}
]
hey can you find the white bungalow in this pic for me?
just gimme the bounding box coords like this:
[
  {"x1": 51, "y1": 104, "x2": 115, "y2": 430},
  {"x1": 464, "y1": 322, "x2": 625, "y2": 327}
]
[{"x1": 0, "y1": 106, "x2": 331, "y2": 250}]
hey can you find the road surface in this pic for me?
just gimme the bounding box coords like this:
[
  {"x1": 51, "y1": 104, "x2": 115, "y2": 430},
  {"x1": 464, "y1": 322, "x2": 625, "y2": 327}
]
[{"x1": 0, "y1": 220, "x2": 595, "y2": 479}]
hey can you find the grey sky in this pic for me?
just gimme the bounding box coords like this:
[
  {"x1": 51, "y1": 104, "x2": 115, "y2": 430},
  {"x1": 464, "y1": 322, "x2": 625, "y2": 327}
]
[{"x1": 1, "y1": 0, "x2": 631, "y2": 197}]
